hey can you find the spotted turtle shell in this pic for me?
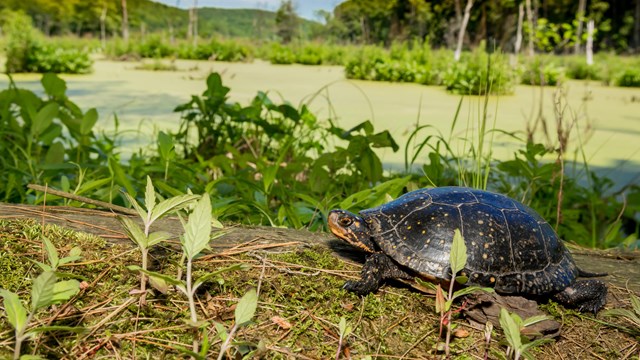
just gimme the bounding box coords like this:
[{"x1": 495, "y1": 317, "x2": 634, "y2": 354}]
[{"x1": 360, "y1": 187, "x2": 578, "y2": 296}]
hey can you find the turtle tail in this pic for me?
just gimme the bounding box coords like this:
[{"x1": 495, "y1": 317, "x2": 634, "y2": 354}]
[{"x1": 577, "y1": 267, "x2": 607, "y2": 278}]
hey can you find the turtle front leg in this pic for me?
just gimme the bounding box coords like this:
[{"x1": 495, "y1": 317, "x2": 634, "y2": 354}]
[
  {"x1": 344, "y1": 253, "x2": 412, "y2": 295},
  {"x1": 551, "y1": 279, "x2": 607, "y2": 313}
]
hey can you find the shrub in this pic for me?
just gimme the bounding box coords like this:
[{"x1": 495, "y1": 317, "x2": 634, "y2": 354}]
[
  {"x1": 520, "y1": 57, "x2": 565, "y2": 86},
  {"x1": 443, "y1": 49, "x2": 516, "y2": 95},
  {"x1": 563, "y1": 57, "x2": 602, "y2": 80},
  {"x1": 268, "y1": 43, "x2": 295, "y2": 64},
  {"x1": 138, "y1": 35, "x2": 174, "y2": 58},
  {"x1": 614, "y1": 67, "x2": 640, "y2": 87},
  {"x1": 2, "y1": 10, "x2": 40, "y2": 73}
]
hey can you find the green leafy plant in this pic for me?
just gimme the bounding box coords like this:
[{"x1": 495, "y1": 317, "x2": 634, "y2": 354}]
[
  {"x1": 498, "y1": 308, "x2": 554, "y2": 360},
  {"x1": 0, "y1": 272, "x2": 82, "y2": 360},
  {"x1": 335, "y1": 316, "x2": 353, "y2": 360},
  {"x1": 601, "y1": 294, "x2": 640, "y2": 333},
  {"x1": 118, "y1": 176, "x2": 199, "y2": 298},
  {"x1": 418, "y1": 229, "x2": 494, "y2": 356},
  {"x1": 213, "y1": 288, "x2": 259, "y2": 360}
]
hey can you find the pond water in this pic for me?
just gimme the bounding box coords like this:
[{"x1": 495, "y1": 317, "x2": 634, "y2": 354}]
[{"x1": 2, "y1": 58, "x2": 639, "y2": 189}]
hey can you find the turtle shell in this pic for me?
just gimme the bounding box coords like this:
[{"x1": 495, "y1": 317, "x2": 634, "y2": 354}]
[{"x1": 360, "y1": 187, "x2": 578, "y2": 296}]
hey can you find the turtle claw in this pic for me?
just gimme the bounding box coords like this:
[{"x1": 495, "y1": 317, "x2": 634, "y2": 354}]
[{"x1": 343, "y1": 280, "x2": 376, "y2": 295}]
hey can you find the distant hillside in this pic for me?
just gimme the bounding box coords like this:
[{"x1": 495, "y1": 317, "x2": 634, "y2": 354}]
[
  {"x1": 132, "y1": 1, "x2": 321, "y2": 39},
  {"x1": 0, "y1": 0, "x2": 321, "y2": 40}
]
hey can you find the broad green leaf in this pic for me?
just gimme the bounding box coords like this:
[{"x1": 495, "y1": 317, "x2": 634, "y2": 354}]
[
  {"x1": 32, "y1": 102, "x2": 58, "y2": 137},
  {"x1": 338, "y1": 317, "x2": 352, "y2": 337},
  {"x1": 450, "y1": 286, "x2": 494, "y2": 301},
  {"x1": 193, "y1": 263, "x2": 249, "y2": 293},
  {"x1": 199, "y1": 329, "x2": 210, "y2": 355},
  {"x1": 117, "y1": 216, "x2": 149, "y2": 249},
  {"x1": 338, "y1": 176, "x2": 411, "y2": 210},
  {"x1": 0, "y1": 289, "x2": 28, "y2": 332},
  {"x1": 80, "y1": 108, "x2": 98, "y2": 135},
  {"x1": 157, "y1": 131, "x2": 175, "y2": 161},
  {"x1": 182, "y1": 195, "x2": 212, "y2": 259},
  {"x1": 522, "y1": 314, "x2": 551, "y2": 328},
  {"x1": 41, "y1": 73, "x2": 67, "y2": 98},
  {"x1": 122, "y1": 192, "x2": 147, "y2": 221},
  {"x1": 109, "y1": 157, "x2": 135, "y2": 196},
  {"x1": 455, "y1": 275, "x2": 469, "y2": 284},
  {"x1": 144, "y1": 176, "x2": 156, "y2": 216},
  {"x1": 214, "y1": 322, "x2": 228, "y2": 342},
  {"x1": 148, "y1": 275, "x2": 170, "y2": 295},
  {"x1": 147, "y1": 231, "x2": 171, "y2": 247},
  {"x1": 499, "y1": 308, "x2": 522, "y2": 350},
  {"x1": 150, "y1": 194, "x2": 200, "y2": 224},
  {"x1": 235, "y1": 289, "x2": 258, "y2": 326},
  {"x1": 44, "y1": 142, "x2": 65, "y2": 164},
  {"x1": 41, "y1": 236, "x2": 60, "y2": 269},
  {"x1": 127, "y1": 265, "x2": 184, "y2": 287},
  {"x1": 29, "y1": 259, "x2": 52, "y2": 272},
  {"x1": 65, "y1": 246, "x2": 82, "y2": 259},
  {"x1": 415, "y1": 278, "x2": 439, "y2": 293},
  {"x1": 31, "y1": 271, "x2": 57, "y2": 311},
  {"x1": 51, "y1": 280, "x2": 80, "y2": 303},
  {"x1": 450, "y1": 229, "x2": 467, "y2": 275}
]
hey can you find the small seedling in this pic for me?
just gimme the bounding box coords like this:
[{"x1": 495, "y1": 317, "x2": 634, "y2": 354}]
[
  {"x1": 498, "y1": 308, "x2": 554, "y2": 360},
  {"x1": 418, "y1": 229, "x2": 494, "y2": 356},
  {"x1": 31, "y1": 235, "x2": 82, "y2": 273},
  {"x1": 118, "y1": 176, "x2": 199, "y2": 297},
  {"x1": 0, "y1": 271, "x2": 82, "y2": 360},
  {"x1": 335, "y1": 316, "x2": 353, "y2": 360},
  {"x1": 215, "y1": 288, "x2": 259, "y2": 360},
  {"x1": 601, "y1": 293, "x2": 640, "y2": 334},
  {"x1": 129, "y1": 194, "x2": 249, "y2": 354}
]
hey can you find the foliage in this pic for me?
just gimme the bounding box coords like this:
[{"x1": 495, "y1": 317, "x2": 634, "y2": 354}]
[
  {"x1": 443, "y1": 47, "x2": 516, "y2": 95},
  {"x1": 1, "y1": 10, "x2": 92, "y2": 74},
  {"x1": 498, "y1": 308, "x2": 554, "y2": 360},
  {"x1": 0, "y1": 272, "x2": 82, "y2": 360},
  {"x1": 118, "y1": 176, "x2": 199, "y2": 296},
  {"x1": 275, "y1": 0, "x2": 299, "y2": 44},
  {"x1": 519, "y1": 57, "x2": 565, "y2": 86},
  {"x1": 417, "y1": 229, "x2": 494, "y2": 357},
  {"x1": 601, "y1": 294, "x2": 640, "y2": 331},
  {"x1": 614, "y1": 67, "x2": 640, "y2": 87}
]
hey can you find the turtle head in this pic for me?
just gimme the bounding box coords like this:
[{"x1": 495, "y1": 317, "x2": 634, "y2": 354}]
[{"x1": 328, "y1": 210, "x2": 376, "y2": 253}]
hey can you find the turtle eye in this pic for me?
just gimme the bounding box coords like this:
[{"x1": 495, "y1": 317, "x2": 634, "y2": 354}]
[{"x1": 338, "y1": 217, "x2": 354, "y2": 227}]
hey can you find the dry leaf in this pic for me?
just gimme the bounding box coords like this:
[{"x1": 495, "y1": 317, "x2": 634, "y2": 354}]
[
  {"x1": 452, "y1": 328, "x2": 470, "y2": 338},
  {"x1": 271, "y1": 316, "x2": 292, "y2": 329}
]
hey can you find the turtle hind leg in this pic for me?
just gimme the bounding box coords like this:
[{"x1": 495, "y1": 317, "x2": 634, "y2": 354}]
[
  {"x1": 552, "y1": 279, "x2": 608, "y2": 313},
  {"x1": 344, "y1": 253, "x2": 412, "y2": 295}
]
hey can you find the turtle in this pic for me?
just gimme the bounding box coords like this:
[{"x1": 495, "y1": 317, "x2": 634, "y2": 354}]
[{"x1": 328, "y1": 186, "x2": 608, "y2": 313}]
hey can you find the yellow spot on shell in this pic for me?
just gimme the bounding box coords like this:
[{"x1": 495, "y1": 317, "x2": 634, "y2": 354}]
[
  {"x1": 478, "y1": 220, "x2": 484, "y2": 224},
  {"x1": 482, "y1": 253, "x2": 488, "y2": 259},
  {"x1": 490, "y1": 277, "x2": 495, "y2": 283},
  {"x1": 407, "y1": 225, "x2": 412, "y2": 230},
  {"x1": 484, "y1": 243, "x2": 489, "y2": 249}
]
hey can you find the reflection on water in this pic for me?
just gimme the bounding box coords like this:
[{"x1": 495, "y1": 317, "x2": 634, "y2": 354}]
[{"x1": 2, "y1": 59, "x2": 639, "y2": 189}]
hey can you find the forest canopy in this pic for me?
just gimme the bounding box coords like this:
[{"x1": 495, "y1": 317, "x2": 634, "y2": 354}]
[{"x1": 0, "y1": 0, "x2": 639, "y2": 53}]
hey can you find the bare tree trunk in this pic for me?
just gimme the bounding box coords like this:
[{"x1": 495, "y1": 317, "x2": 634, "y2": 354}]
[
  {"x1": 121, "y1": 0, "x2": 129, "y2": 42},
  {"x1": 100, "y1": 4, "x2": 107, "y2": 49},
  {"x1": 140, "y1": 22, "x2": 146, "y2": 41},
  {"x1": 573, "y1": 0, "x2": 586, "y2": 54},
  {"x1": 525, "y1": 0, "x2": 535, "y2": 56},
  {"x1": 634, "y1": 0, "x2": 640, "y2": 52},
  {"x1": 511, "y1": 3, "x2": 525, "y2": 66},
  {"x1": 454, "y1": 0, "x2": 473, "y2": 61},
  {"x1": 192, "y1": 0, "x2": 198, "y2": 47},
  {"x1": 586, "y1": 19, "x2": 594, "y2": 65}
]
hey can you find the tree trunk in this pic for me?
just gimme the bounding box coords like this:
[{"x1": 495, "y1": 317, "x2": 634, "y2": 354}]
[
  {"x1": 192, "y1": 0, "x2": 198, "y2": 47},
  {"x1": 187, "y1": 7, "x2": 193, "y2": 40},
  {"x1": 573, "y1": 0, "x2": 586, "y2": 54},
  {"x1": 525, "y1": 0, "x2": 535, "y2": 56},
  {"x1": 454, "y1": 0, "x2": 473, "y2": 61},
  {"x1": 100, "y1": 4, "x2": 107, "y2": 49},
  {"x1": 512, "y1": 3, "x2": 525, "y2": 65},
  {"x1": 121, "y1": 0, "x2": 129, "y2": 42},
  {"x1": 634, "y1": 0, "x2": 640, "y2": 52},
  {"x1": 586, "y1": 19, "x2": 594, "y2": 65}
]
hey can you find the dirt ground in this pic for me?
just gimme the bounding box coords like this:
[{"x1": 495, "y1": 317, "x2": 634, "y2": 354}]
[{"x1": 0, "y1": 203, "x2": 638, "y2": 359}]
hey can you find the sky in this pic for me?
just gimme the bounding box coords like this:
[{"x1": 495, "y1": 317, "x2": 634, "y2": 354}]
[{"x1": 151, "y1": 0, "x2": 344, "y2": 21}]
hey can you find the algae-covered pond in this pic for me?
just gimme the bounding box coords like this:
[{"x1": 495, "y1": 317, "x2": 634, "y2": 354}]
[{"x1": 1, "y1": 59, "x2": 639, "y2": 187}]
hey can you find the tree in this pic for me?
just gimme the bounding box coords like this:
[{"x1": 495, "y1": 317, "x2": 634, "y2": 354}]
[
  {"x1": 454, "y1": 0, "x2": 473, "y2": 61},
  {"x1": 121, "y1": 0, "x2": 129, "y2": 42},
  {"x1": 275, "y1": 0, "x2": 299, "y2": 44},
  {"x1": 574, "y1": 0, "x2": 586, "y2": 54}
]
